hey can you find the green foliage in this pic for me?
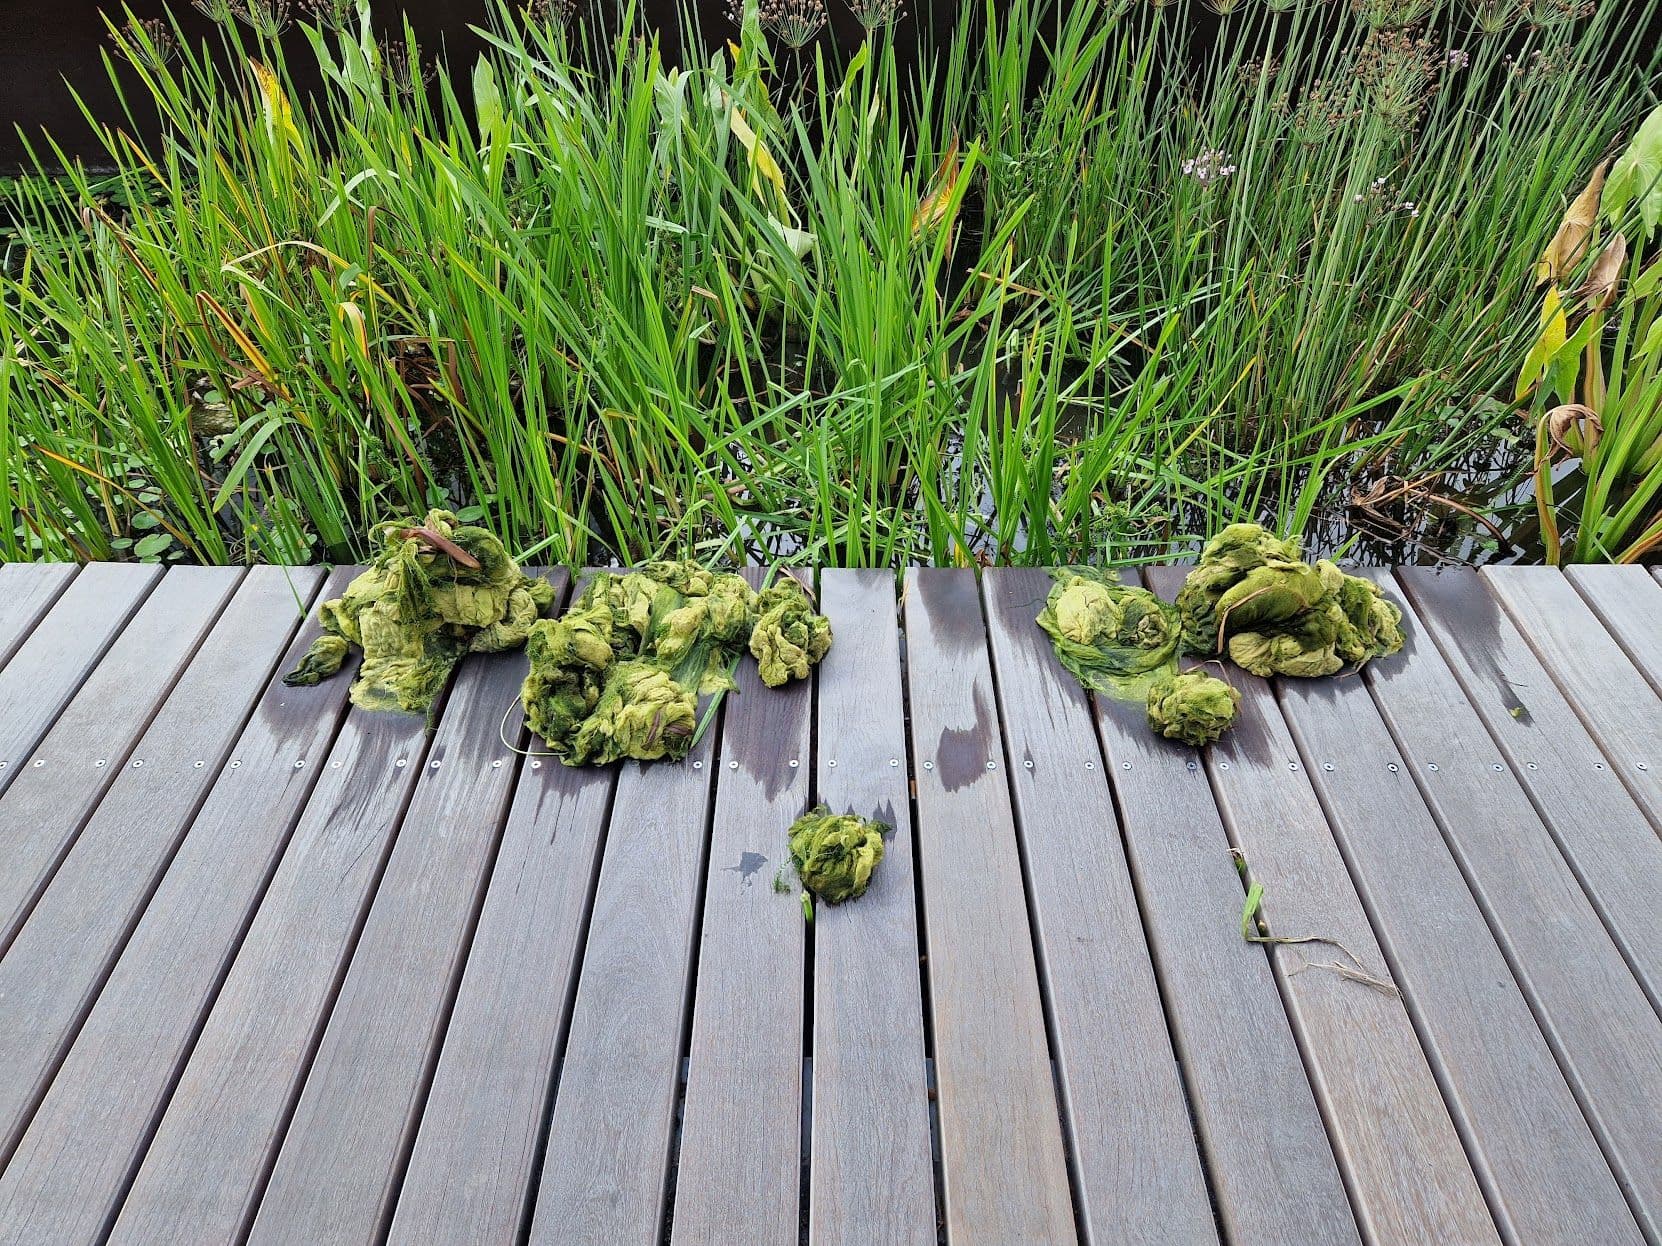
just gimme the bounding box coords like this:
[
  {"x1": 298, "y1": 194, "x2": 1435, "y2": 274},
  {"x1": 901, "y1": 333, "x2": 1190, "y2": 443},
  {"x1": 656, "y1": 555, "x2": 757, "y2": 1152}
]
[{"x1": 1, "y1": 0, "x2": 1656, "y2": 566}]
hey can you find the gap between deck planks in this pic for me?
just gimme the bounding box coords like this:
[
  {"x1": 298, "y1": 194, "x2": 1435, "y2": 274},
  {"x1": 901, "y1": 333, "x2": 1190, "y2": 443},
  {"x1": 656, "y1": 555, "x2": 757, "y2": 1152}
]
[{"x1": 1, "y1": 561, "x2": 1660, "y2": 1246}]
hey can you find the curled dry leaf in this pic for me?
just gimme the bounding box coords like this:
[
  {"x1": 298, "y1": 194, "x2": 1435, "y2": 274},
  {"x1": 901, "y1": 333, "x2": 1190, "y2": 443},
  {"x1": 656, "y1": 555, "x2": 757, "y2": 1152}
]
[
  {"x1": 1545, "y1": 402, "x2": 1602, "y2": 459},
  {"x1": 1580, "y1": 231, "x2": 1627, "y2": 311},
  {"x1": 1536, "y1": 159, "x2": 1608, "y2": 286}
]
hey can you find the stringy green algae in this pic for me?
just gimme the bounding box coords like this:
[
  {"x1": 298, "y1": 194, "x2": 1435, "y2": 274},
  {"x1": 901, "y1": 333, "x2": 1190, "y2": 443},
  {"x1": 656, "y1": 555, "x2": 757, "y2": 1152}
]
[
  {"x1": 788, "y1": 806, "x2": 886, "y2": 904},
  {"x1": 1038, "y1": 525, "x2": 1406, "y2": 744},
  {"x1": 283, "y1": 509, "x2": 554, "y2": 714},
  {"x1": 521, "y1": 565, "x2": 831, "y2": 766},
  {"x1": 1174, "y1": 524, "x2": 1405, "y2": 678},
  {"x1": 1035, "y1": 568, "x2": 1181, "y2": 698},
  {"x1": 1146, "y1": 671, "x2": 1241, "y2": 746}
]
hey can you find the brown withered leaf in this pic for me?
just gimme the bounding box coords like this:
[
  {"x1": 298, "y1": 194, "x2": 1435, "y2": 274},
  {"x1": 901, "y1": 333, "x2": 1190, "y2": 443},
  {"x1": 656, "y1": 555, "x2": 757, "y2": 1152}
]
[
  {"x1": 1580, "y1": 232, "x2": 1627, "y2": 311},
  {"x1": 1536, "y1": 159, "x2": 1608, "y2": 286},
  {"x1": 1545, "y1": 402, "x2": 1602, "y2": 459},
  {"x1": 911, "y1": 134, "x2": 962, "y2": 239}
]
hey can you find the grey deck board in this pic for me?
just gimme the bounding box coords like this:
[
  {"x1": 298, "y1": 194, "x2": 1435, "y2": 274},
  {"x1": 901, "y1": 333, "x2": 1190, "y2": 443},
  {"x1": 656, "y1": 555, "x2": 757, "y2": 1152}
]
[
  {"x1": 0, "y1": 562, "x2": 76, "y2": 666},
  {"x1": 2, "y1": 561, "x2": 1660, "y2": 1246},
  {"x1": 0, "y1": 565, "x2": 243, "y2": 942},
  {"x1": 0, "y1": 563, "x2": 158, "y2": 799},
  {"x1": 1397, "y1": 568, "x2": 1662, "y2": 1005},
  {"x1": 389, "y1": 599, "x2": 619, "y2": 1245},
  {"x1": 807, "y1": 569, "x2": 933, "y2": 1246},
  {"x1": 1276, "y1": 604, "x2": 1644, "y2": 1246},
  {"x1": 110, "y1": 701, "x2": 433, "y2": 1243},
  {"x1": 902, "y1": 568, "x2": 1076, "y2": 1246},
  {"x1": 1140, "y1": 568, "x2": 1499, "y2": 1246},
  {"x1": 525, "y1": 692, "x2": 720, "y2": 1243},
  {"x1": 0, "y1": 566, "x2": 351, "y2": 1246},
  {"x1": 1483, "y1": 566, "x2": 1662, "y2": 819},
  {"x1": 1089, "y1": 600, "x2": 1359, "y2": 1246},
  {"x1": 246, "y1": 624, "x2": 552, "y2": 1245},
  {"x1": 0, "y1": 566, "x2": 323, "y2": 1173},
  {"x1": 1565, "y1": 564, "x2": 1662, "y2": 696},
  {"x1": 669, "y1": 568, "x2": 811, "y2": 1246},
  {"x1": 981, "y1": 568, "x2": 1216, "y2": 1246},
  {"x1": 1359, "y1": 571, "x2": 1662, "y2": 1239}
]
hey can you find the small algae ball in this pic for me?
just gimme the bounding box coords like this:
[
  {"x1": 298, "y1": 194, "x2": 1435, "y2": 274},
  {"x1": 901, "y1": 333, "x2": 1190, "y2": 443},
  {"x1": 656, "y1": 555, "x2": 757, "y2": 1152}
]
[
  {"x1": 749, "y1": 578, "x2": 832, "y2": 688},
  {"x1": 1146, "y1": 671, "x2": 1242, "y2": 747},
  {"x1": 788, "y1": 806, "x2": 886, "y2": 905}
]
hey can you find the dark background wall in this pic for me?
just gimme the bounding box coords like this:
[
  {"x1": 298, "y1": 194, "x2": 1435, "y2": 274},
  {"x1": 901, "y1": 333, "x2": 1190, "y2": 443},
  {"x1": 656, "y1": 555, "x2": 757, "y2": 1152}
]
[{"x1": 0, "y1": 0, "x2": 952, "y2": 170}]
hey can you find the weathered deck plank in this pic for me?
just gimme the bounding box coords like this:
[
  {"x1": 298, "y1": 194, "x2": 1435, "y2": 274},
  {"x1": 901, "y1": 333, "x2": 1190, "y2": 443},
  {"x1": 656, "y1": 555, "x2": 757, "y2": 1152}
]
[
  {"x1": 1565, "y1": 565, "x2": 1662, "y2": 697},
  {"x1": 0, "y1": 564, "x2": 158, "y2": 799},
  {"x1": 110, "y1": 702, "x2": 433, "y2": 1243},
  {"x1": 390, "y1": 587, "x2": 619, "y2": 1246},
  {"x1": 525, "y1": 697, "x2": 720, "y2": 1243},
  {"x1": 669, "y1": 568, "x2": 811, "y2": 1246},
  {"x1": 0, "y1": 562, "x2": 76, "y2": 667},
  {"x1": 0, "y1": 566, "x2": 351, "y2": 1246},
  {"x1": 1088, "y1": 604, "x2": 1359, "y2": 1246},
  {"x1": 1398, "y1": 567, "x2": 1662, "y2": 1004},
  {"x1": 0, "y1": 566, "x2": 321, "y2": 1175},
  {"x1": 0, "y1": 566, "x2": 242, "y2": 942},
  {"x1": 902, "y1": 568, "x2": 1077, "y2": 1246},
  {"x1": 1277, "y1": 604, "x2": 1645, "y2": 1245},
  {"x1": 807, "y1": 569, "x2": 934, "y2": 1246},
  {"x1": 243, "y1": 635, "x2": 537, "y2": 1244},
  {"x1": 1359, "y1": 571, "x2": 1662, "y2": 1239},
  {"x1": 1139, "y1": 567, "x2": 1499, "y2": 1246},
  {"x1": 981, "y1": 568, "x2": 1216, "y2": 1246},
  {"x1": 1483, "y1": 566, "x2": 1662, "y2": 819},
  {"x1": 0, "y1": 560, "x2": 1657, "y2": 1246}
]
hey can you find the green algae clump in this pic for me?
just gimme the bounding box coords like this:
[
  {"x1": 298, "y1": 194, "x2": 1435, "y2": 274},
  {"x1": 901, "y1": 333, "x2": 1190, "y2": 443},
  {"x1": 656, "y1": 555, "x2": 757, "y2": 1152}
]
[
  {"x1": 750, "y1": 577, "x2": 833, "y2": 688},
  {"x1": 520, "y1": 563, "x2": 833, "y2": 767},
  {"x1": 788, "y1": 806, "x2": 886, "y2": 904},
  {"x1": 1146, "y1": 671, "x2": 1242, "y2": 746},
  {"x1": 1174, "y1": 524, "x2": 1405, "y2": 678},
  {"x1": 1036, "y1": 567, "x2": 1181, "y2": 698},
  {"x1": 283, "y1": 509, "x2": 554, "y2": 715}
]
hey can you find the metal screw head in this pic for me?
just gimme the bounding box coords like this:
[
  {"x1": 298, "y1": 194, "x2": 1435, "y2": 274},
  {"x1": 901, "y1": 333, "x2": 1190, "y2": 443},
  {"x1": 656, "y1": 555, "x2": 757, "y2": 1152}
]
[
  {"x1": 1323, "y1": 762, "x2": 1335, "y2": 772},
  {"x1": 789, "y1": 759, "x2": 800, "y2": 769},
  {"x1": 1492, "y1": 763, "x2": 1503, "y2": 771},
  {"x1": 295, "y1": 760, "x2": 306, "y2": 769},
  {"x1": 492, "y1": 759, "x2": 503, "y2": 768},
  {"x1": 1387, "y1": 762, "x2": 1399, "y2": 772},
  {"x1": 431, "y1": 760, "x2": 441, "y2": 769},
  {"x1": 231, "y1": 760, "x2": 242, "y2": 768},
  {"x1": 729, "y1": 760, "x2": 738, "y2": 770},
  {"x1": 828, "y1": 759, "x2": 838, "y2": 767},
  {"x1": 1121, "y1": 761, "x2": 1133, "y2": 771},
  {"x1": 923, "y1": 761, "x2": 935, "y2": 771},
  {"x1": 1085, "y1": 761, "x2": 1095, "y2": 770},
  {"x1": 1526, "y1": 762, "x2": 1538, "y2": 771},
  {"x1": 1024, "y1": 759, "x2": 1034, "y2": 770},
  {"x1": 195, "y1": 760, "x2": 205, "y2": 768},
  {"x1": 1186, "y1": 760, "x2": 1198, "y2": 771},
  {"x1": 985, "y1": 761, "x2": 995, "y2": 771},
  {"x1": 1639, "y1": 762, "x2": 1651, "y2": 772},
  {"x1": 94, "y1": 759, "x2": 106, "y2": 768},
  {"x1": 395, "y1": 758, "x2": 407, "y2": 768},
  {"x1": 889, "y1": 759, "x2": 899, "y2": 767},
  {"x1": 1217, "y1": 761, "x2": 1229, "y2": 771},
  {"x1": 132, "y1": 759, "x2": 144, "y2": 768},
  {"x1": 1287, "y1": 762, "x2": 1299, "y2": 771},
  {"x1": 34, "y1": 759, "x2": 44, "y2": 768},
  {"x1": 1595, "y1": 762, "x2": 1607, "y2": 771},
  {"x1": 532, "y1": 760, "x2": 543, "y2": 770},
  {"x1": 692, "y1": 760, "x2": 703, "y2": 770},
  {"x1": 1427, "y1": 762, "x2": 1439, "y2": 772}
]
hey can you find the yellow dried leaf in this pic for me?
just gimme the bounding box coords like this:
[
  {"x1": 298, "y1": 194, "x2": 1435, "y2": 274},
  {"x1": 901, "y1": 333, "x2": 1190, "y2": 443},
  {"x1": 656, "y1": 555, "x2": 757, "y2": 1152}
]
[
  {"x1": 1536, "y1": 159, "x2": 1608, "y2": 286},
  {"x1": 911, "y1": 135, "x2": 962, "y2": 238}
]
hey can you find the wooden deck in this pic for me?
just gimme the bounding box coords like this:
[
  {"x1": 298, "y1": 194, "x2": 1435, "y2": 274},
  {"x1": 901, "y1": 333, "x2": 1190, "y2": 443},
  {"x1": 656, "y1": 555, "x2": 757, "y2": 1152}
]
[{"x1": 0, "y1": 560, "x2": 1659, "y2": 1246}]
